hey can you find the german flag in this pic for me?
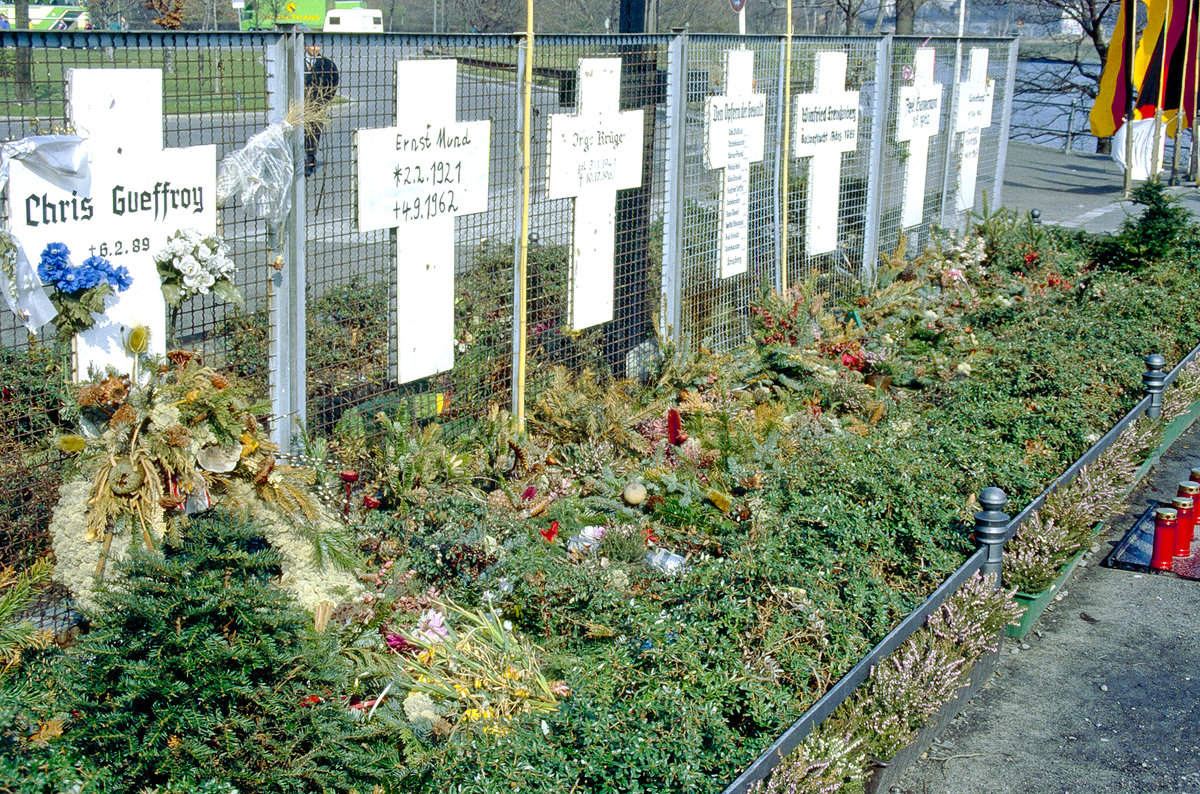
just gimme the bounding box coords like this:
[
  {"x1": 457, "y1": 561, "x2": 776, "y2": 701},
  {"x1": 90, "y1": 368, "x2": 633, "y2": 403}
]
[
  {"x1": 1137, "y1": 0, "x2": 1200, "y2": 129},
  {"x1": 1090, "y1": 0, "x2": 1162, "y2": 137}
]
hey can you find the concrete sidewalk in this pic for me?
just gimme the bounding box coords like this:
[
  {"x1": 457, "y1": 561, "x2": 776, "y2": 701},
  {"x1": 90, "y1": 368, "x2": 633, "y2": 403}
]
[
  {"x1": 894, "y1": 420, "x2": 1200, "y2": 793},
  {"x1": 890, "y1": 142, "x2": 1200, "y2": 794},
  {"x1": 998, "y1": 141, "x2": 1200, "y2": 235}
]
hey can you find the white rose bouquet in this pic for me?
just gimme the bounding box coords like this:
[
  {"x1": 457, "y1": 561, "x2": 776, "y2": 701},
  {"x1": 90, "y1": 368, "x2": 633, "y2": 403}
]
[{"x1": 154, "y1": 229, "x2": 243, "y2": 307}]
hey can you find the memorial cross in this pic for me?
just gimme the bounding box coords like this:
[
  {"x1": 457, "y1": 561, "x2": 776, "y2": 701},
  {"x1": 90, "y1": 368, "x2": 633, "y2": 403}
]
[
  {"x1": 355, "y1": 59, "x2": 491, "y2": 384},
  {"x1": 954, "y1": 48, "x2": 994, "y2": 213},
  {"x1": 547, "y1": 58, "x2": 644, "y2": 329},
  {"x1": 6, "y1": 69, "x2": 216, "y2": 379},
  {"x1": 792, "y1": 50, "x2": 860, "y2": 255},
  {"x1": 896, "y1": 48, "x2": 943, "y2": 229},
  {"x1": 704, "y1": 49, "x2": 766, "y2": 278}
]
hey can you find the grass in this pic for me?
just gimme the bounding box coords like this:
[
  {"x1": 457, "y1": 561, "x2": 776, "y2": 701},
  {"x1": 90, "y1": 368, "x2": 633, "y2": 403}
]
[{"x1": 0, "y1": 47, "x2": 269, "y2": 117}]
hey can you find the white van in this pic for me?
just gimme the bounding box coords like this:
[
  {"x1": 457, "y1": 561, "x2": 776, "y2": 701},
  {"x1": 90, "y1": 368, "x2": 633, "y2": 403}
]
[{"x1": 324, "y1": 5, "x2": 382, "y2": 31}]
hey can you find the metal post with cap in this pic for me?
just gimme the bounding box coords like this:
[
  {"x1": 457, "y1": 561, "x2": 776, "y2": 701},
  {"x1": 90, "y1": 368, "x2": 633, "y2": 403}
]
[
  {"x1": 1143, "y1": 353, "x2": 1167, "y2": 419},
  {"x1": 974, "y1": 486, "x2": 1010, "y2": 584}
]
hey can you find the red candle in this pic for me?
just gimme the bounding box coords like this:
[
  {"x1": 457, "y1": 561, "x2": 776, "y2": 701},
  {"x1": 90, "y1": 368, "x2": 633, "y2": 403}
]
[
  {"x1": 1178, "y1": 481, "x2": 1200, "y2": 553},
  {"x1": 1173, "y1": 496, "x2": 1195, "y2": 557},
  {"x1": 1190, "y1": 467, "x2": 1200, "y2": 486},
  {"x1": 1152, "y1": 507, "x2": 1178, "y2": 571}
]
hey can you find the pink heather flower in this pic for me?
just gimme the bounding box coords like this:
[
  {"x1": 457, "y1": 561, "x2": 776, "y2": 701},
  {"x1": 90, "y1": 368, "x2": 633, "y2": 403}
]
[
  {"x1": 522, "y1": 486, "x2": 537, "y2": 501},
  {"x1": 414, "y1": 609, "x2": 449, "y2": 643}
]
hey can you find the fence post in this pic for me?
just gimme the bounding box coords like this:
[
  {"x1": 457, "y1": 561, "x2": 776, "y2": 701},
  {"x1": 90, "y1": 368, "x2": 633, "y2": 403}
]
[
  {"x1": 1143, "y1": 353, "x2": 1167, "y2": 418},
  {"x1": 861, "y1": 34, "x2": 892, "y2": 289},
  {"x1": 975, "y1": 486, "x2": 1009, "y2": 584},
  {"x1": 660, "y1": 30, "x2": 686, "y2": 345},
  {"x1": 991, "y1": 37, "x2": 1019, "y2": 210},
  {"x1": 265, "y1": 28, "x2": 308, "y2": 453}
]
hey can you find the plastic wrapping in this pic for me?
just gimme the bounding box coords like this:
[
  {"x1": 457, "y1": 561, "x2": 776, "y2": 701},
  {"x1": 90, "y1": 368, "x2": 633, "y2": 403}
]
[
  {"x1": 1111, "y1": 118, "x2": 1167, "y2": 181},
  {"x1": 0, "y1": 134, "x2": 90, "y2": 333},
  {"x1": 215, "y1": 122, "x2": 295, "y2": 226}
]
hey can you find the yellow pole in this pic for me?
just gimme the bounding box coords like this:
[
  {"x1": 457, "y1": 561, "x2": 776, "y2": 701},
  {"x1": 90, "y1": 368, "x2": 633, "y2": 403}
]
[
  {"x1": 1172, "y1": 0, "x2": 1195, "y2": 178},
  {"x1": 780, "y1": 0, "x2": 793, "y2": 292},
  {"x1": 1152, "y1": 0, "x2": 1172, "y2": 176},
  {"x1": 515, "y1": 0, "x2": 534, "y2": 432}
]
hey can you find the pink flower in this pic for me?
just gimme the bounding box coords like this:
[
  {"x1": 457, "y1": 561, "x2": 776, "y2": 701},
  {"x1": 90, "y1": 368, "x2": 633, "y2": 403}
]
[
  {"x1": 522, "y1": 486, "x2": 537, "y2": 501},
  {"x1": 413, "y1": 609, "x2": 449, "y2": 643}
]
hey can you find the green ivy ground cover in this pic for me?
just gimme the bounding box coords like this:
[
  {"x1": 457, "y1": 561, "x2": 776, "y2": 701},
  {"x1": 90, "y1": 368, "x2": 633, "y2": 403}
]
[{"x1": 4, "y1": 186, "x2": 1200, "y2": 793}]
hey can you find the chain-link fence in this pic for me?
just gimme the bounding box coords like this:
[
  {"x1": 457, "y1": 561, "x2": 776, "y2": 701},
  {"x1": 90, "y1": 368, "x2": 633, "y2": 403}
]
[{"x1": 0, "y1": 29, "x2": 1016, "y2": 586}]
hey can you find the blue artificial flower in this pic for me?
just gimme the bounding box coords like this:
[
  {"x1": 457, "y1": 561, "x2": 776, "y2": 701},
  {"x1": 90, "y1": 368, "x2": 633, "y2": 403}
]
[{"x1": 37, "y1": 243, "x2": 72, "y2": 284}]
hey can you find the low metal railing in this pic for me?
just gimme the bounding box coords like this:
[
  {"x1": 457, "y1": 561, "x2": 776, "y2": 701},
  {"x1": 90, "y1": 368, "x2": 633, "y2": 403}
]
[{"x1": 723, "y1": 342, "x2": 1200, "y2": 793}]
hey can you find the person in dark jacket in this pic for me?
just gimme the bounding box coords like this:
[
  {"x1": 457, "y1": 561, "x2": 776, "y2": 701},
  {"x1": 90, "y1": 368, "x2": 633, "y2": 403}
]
[{"x1": 304, "y1": 41, "x2": 339, "y2": 176}]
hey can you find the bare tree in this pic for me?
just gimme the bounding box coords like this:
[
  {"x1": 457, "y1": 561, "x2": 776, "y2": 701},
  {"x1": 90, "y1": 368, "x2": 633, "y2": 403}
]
[
  {"x1": 895, "y1": 0, "x2": 923, "y2": 33},
  {"x1": 978, "y1": 0, "x2": 1120, "y2": 152},
  {"x1": 14, "y1": 0, "x2": 32, "y2": 102}
]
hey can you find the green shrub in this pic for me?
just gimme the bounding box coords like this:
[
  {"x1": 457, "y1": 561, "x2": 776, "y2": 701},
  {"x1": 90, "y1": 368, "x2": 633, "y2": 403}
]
[{"x1": 54, "y1": 510, "x2": 398, "y2": 793}]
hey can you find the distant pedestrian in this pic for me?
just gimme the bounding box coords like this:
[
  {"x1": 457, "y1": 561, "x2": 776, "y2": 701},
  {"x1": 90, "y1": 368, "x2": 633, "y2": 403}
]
[
  {"x1": 0, "y1": 14, "x2": 10, "y2": 29},
  {"x1": 303, "y1": 40, "x2": 339, "y2": 177}
]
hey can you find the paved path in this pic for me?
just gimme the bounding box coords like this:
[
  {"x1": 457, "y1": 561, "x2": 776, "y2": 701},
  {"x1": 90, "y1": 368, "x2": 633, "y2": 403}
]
[
  {"x1": 894, "y1": 406, "x2": 1200, "y2": 793},
  {"x1": 1000, "y1": 140, "x2": 1200, "y2": 234}
]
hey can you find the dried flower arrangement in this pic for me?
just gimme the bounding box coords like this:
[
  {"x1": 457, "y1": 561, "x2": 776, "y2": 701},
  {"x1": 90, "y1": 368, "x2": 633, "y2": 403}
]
[{"x1": 48, "y1": 347, "x2": 361, "y2": 612}]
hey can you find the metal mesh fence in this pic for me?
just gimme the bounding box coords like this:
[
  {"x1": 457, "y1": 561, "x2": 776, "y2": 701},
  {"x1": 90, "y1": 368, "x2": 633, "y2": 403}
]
[
  {"x1": 0, "y1": 30, "x2": 1015, "y2": 597},
  {"x1": 675, "y1": 35, "x2": 783, "y2": 352},
  {"x1": 298, "y1": 33, "x2": 526, "y2": 438},
  {"x1": 786, "y1": 36, "x2": 883, "y2": 307},
  {"x1": 523, "y1": 35, "x2": 670, "y2": 397}
]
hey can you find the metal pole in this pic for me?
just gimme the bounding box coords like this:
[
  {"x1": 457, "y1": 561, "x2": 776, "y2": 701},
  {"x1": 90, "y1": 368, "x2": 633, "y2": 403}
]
[
  {"x1": 1125, "y1": 0, "x2": 1136, "y2": 195},
  {"x1": 974, "y1": 486, "x2": 1010, "y2": 583},
  {"x1": 941, "y1": 36, "x2": 965, "y2": 229},
  {"x1": 1152, "y1": 0, "x2": 1171, "y2": 178},
  {"x1": 513, "y1": 10, "x2": 534, "y2": 430},
  {"x1": 661, "y1": 30, "x2": 687, "y2": 343},
  {"x1": 780, "y1": 0, "x2": 793, "y2": 291},
  {"x1": 1171, "y1": 0, "x2": 1196, "y2": 182},
  {"x1": 861, "y1": 34, "x2": 892, "y2": 289},
  {"x1": 266, "y1": 28, "x2": 307, "y2": 453},
  {"x1": 991, "y1": 36, "x2": 1018, "y2": 209}
]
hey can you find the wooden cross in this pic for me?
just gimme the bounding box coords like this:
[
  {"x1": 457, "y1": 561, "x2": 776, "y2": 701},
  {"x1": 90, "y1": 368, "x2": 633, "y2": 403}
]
[
  {"x1": 547, "y1": 58, "x2": 644, "y2": 330},
  {"x1": 354, "y1": 59, "x2": 491, "y2": 384},
  {"x1": 954, "y1": 48, "x2": 994, "y2": 213},
  {"x1": 705, "y1": 49, "x2": 766, "y2": 278},
  {"x1": 6, "y1": 69, "x2": 217, "y2": 379},
  {"x1": 896, "y1": 48, "x2": 944, "y2": 229},
  {"x1": 792, "y1": 50, "x2": 860, "y2": 255}
]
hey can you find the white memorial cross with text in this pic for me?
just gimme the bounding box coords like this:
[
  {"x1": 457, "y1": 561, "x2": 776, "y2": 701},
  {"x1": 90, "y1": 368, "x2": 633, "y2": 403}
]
[
  {"x1": 704, "y1": 49, "x2": 766, "y2": 278},
  {"x1": 792, "y1": 51, "x2": 860, "y2": 255},
  {"x1": 547, "y1": 58, "x2": 644, "y2": 329},
  {"x1": 5, "y1": 69, "x2": 216, "y2": 379},
  {"x1": 954, "y1": 48, "x2": 994, "y2": 213},
  {"x1": 355, "y1": 59, "x2": 491, "y2": 384},
  {"x1": 896, "y1": 48, "x2": 943, "y2": 229}
]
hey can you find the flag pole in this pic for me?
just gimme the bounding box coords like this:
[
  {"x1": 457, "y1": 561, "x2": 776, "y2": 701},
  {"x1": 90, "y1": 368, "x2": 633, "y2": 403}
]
[
  {"x1": 1192, "y1": 0, "x2": 1200, "y2": 182},
  {"x1": 1152, "y1": 0, "x2": 1171, "y2": 178},
  {"x1": 1125, "y1": 0, "x2": 1136, "y2": 195},
  {"x1": 1171, "y1": 0, "x2": 1195, "y2": 182}
]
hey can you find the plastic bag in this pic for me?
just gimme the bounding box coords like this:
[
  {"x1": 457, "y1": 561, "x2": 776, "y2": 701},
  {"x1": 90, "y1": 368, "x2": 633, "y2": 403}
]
[{"x1": 216, "y1": 122, "x2": 295, "y2": 226}]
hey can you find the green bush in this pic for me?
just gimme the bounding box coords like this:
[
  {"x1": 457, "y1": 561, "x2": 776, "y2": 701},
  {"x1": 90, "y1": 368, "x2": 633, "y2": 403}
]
[{"x1": 53, "y1": 511, "x2": 398, "y2": 793}]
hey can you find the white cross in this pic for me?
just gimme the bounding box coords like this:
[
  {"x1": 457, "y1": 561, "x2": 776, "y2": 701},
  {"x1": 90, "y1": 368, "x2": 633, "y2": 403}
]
[
  {"x1": 704, "y1": 49, "x2": 766, "y2": 278},
  {"x1": 792, "y1": 51, "x2": 860, "y2": 255},
  {"x1": 954, "y1": 48, "x2": 994, "y2": 213},
  {"x1": 547, "y1": 58, "x2": 644, "y2": 330},
  {"x1": 354, "y1": 60, "x2": 491, "y2": 385},
  {"x1": 6, "y1": 69, "x2": 216, "y2": 379},
  {"x1": 896, "y1": 48, "x2": 943, "y2": 229}
]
